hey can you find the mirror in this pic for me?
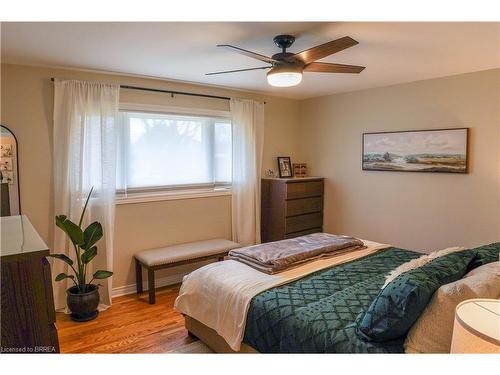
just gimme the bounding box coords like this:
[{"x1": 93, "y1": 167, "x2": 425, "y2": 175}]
[{"x1": 1, "y1": 125, "x2": 21, "y2": 216}]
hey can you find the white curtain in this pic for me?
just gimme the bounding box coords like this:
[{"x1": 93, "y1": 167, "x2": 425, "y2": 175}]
[
  {"x1": 52, "y1": 79, "x2": 119, "y2": 311},
  {"x1": 230, "y1": 99, "x2": 265, "y2": 246}
]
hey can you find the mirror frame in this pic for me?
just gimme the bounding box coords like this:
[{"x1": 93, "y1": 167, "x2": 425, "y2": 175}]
[{"x1": 1, "y1": 124, "x2": 21, "y2": 215}]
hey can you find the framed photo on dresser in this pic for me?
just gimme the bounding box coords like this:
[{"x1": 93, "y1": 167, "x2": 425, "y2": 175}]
[{"x1": 277, "y1": 156, "x2": 293, "y2": 178}]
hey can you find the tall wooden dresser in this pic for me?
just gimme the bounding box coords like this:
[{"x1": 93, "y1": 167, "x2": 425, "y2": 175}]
[
  {"x1": 1, "y1": 215, "x2": 60, "y2": 353},
  {"x1": 261, "y1": 177, "x2": 324, "y2": 242}
]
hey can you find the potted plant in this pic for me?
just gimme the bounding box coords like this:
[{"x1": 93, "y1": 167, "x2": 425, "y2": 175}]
[{"x1": 49, "y1": 187, "x2": 113, "y2": 322}]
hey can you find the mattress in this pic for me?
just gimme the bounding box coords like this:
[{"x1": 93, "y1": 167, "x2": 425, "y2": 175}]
[{"x1": 242, "y1": 247, "x2": 421, "y2": 353}]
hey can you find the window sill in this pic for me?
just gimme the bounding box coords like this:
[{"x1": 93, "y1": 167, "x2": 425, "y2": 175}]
[{"x1": 116, "y1": 188, "x2": 231, "y2": 205}]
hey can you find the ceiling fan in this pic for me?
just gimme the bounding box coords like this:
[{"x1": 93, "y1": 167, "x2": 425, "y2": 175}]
[{"x1": 206, "y1": 35, "x2": 365, "y2": 87}]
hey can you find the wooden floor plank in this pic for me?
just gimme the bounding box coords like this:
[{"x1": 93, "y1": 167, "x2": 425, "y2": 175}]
[{"x1": 56, "y1": 284, "x2": 196, "y2": 353}]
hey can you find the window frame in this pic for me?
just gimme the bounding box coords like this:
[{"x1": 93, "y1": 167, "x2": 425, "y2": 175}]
[{"x1": 116, "y1": 103, "x2": 232, "y2": 203}]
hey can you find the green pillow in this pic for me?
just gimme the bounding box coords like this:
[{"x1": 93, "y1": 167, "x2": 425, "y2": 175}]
[
  {"x1": 468, "y1": 242, "x2": 500, "y2": 270},
  {"x1": 357, "y1": 249, "x2": 477, "y2": 342}
]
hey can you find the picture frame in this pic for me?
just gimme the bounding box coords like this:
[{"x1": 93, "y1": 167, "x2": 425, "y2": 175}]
[
  {"x1": 362, "y1": 128, "x2": 469, "y2": 173},
  {"x1": 293, "y1": 163, "x2": 308, "y2": 178},
  {"x1": 277, "y1": 156, "x2": 293, "y2": 178}
]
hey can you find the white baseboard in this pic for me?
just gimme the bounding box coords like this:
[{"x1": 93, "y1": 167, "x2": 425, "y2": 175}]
[{"x1": 112, "y1": 272, "x2": 185, "y2": 298}]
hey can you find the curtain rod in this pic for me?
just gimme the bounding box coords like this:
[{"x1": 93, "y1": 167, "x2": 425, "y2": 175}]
[
  {"x1": 121, "y1": 84, "x2": 231, "y2": 101},
  {"x1": 50, "y1": 78, "x2": 266, "y2": 103}
]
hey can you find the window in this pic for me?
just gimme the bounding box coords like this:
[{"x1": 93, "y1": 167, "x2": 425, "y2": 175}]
[{"x1": 117, "y1": 110, "x2": 232, "y2": 194}]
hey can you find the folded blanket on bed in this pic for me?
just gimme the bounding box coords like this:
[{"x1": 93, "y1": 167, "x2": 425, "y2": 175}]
[{"x1": 228, "y1": 233, "x2": 365, "y2": 274}]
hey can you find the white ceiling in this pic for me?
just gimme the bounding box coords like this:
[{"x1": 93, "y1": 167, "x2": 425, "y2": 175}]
[{"x1": 1, "y1": 22, "x2": 499, "y2": 99}]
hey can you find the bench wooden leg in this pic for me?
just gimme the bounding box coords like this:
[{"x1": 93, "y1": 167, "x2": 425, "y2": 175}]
[
  {"x1": 147, "y1": 268, "x2": 156, "y2": 304},
  {"x1": 135, "y1": 258, "x2": 143, "y2": 295}
]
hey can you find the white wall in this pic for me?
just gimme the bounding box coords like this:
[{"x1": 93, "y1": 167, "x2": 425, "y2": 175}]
[{"x1": 299, "y1": 69, "x2": 500, "y2": 252}]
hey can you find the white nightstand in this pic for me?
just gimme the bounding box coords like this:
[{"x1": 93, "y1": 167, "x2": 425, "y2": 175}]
[{"x1": 451, "y1": 298, "x2": 500, "y2": 353}]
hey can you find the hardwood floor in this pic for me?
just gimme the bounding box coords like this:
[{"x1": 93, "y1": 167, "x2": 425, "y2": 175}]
[{"x1": 56, "y1": 284, "x2": 197, "y2": 353}]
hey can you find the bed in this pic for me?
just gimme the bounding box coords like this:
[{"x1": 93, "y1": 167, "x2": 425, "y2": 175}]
[{"x1": 175, "y1": 238, "x2": 499, "y2": 353}]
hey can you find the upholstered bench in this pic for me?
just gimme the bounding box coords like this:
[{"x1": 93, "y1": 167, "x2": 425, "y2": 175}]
[{"x1": 134, "y1": 238, "x2": 240, "y2": 304}]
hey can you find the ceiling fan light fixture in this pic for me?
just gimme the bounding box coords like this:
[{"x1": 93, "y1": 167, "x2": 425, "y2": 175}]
[
  {"x1": 211, "y1": 35, "x2": 364, "y2": 84},
  {"x1": 266, "y1": 65, "x2": 303, "y2": 87}
]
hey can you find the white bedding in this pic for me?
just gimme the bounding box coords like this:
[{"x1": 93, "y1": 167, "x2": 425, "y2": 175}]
[{"x1": 174, "y1": 239, "x2": 389, "y2": 351}]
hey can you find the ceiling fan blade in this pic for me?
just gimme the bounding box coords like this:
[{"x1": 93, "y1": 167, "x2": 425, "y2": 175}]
[
  {"x1": 304, "y1": 62, "x2": 365, "y2": 73},
  {"x1": 206, "y1": 66, "x2": 271, "y2": 76},
  {"x1": 217, "y1": 44, "x2": 278, "y2": 64},
  {"x1": 293, "y1": 36, "x2": 359, "y2": 64}
]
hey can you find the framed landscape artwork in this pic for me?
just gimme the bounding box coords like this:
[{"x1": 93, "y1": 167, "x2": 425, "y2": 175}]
[{"x1": 362, "y1": 128, "x2": 468, "y2": 173}]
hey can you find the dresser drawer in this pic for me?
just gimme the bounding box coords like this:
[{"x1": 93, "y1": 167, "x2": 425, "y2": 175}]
[
  {"x1": 286, "y1": 197, "x2": 323, "y2": 217},
  {"x1": 285, "y1": 227, "x2": 322, "y2": 239},
  {"x1": 286, "y1": 181, "x2": 323, "y2": 199},
  {"x1": 261, "y1": 178, "x2": 324, "y2": 243},
  {"x1": 285, "y1": 213, "x2": 323, "y2": 234}
]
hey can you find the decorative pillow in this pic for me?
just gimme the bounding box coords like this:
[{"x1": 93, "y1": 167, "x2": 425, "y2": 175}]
[
  {"x1": 405, "y1": 261, "x2": 500, "y2": 353},
  {"x1": 382, "y1": 247, "x2": 465, "y2": 288},
  {"x1": 468, "y1": 242, "x2": 500, "y2": 270},
  {"x1": 357, "y1": 249, "x2": 477, "y2": 342}
]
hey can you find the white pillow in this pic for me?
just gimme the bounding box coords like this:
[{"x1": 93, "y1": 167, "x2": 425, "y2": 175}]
[
  {"x1": 404, "y1": 261, "x2": 500, "y2": 353},
  {"x1": 382, "y1": 247, "x2": 465, "y2": 288}
]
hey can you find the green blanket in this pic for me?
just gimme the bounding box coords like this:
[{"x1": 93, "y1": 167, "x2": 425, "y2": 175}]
[
  {"x1": 242, "y1": 247, "x2": 421, "y2": 353},
  {"x1": 243, "y1": 243, "x2": 500, "y2": 353}
]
